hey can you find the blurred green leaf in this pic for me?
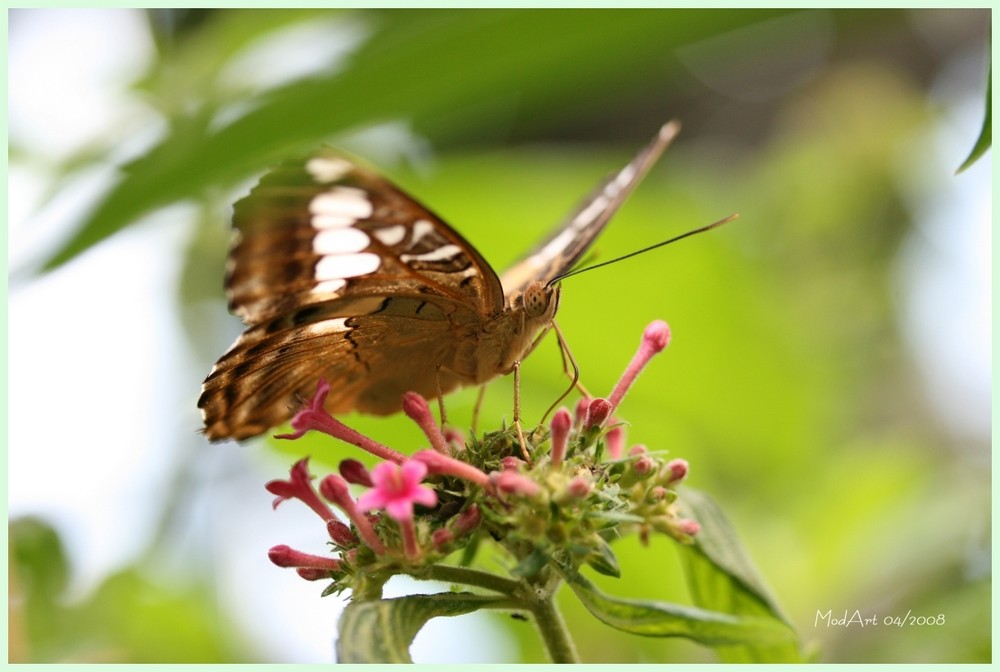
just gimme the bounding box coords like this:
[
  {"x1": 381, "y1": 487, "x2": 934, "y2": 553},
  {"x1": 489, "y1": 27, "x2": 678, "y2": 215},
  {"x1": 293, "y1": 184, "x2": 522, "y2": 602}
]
[
  {"x1": 336, "y1": 592, "x2": 501, "y2": 663},
  {"x1": 39, "y1": 8, "x2": 794, "y2": 272},
  {"x1": 677, "y1": 488, "x2": 802, "y2": 662},
  {"x1": 10, "y1": 517, "x2": 241, "y2": 663},
  {"x1": 585, "y1": 536, "x2": 622, "y2": 578},
  {"x1": 957, "y1": 63, "x2": 990, "y2": 173},
  {"x1": 558, "y1": 562, "x2": 797, "y2": 648}
]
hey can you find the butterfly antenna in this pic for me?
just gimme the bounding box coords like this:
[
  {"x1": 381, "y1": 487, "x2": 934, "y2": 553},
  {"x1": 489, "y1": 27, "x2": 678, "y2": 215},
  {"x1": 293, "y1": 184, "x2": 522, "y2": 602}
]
[{"x1": 549, "y1": 213, "x2": 739, "y2": 285}]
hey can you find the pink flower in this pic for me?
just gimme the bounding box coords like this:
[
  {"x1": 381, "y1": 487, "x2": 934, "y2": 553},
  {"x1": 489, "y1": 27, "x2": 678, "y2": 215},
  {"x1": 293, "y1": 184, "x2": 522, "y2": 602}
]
[
  {"x1": 274, "y1": 379, "x2": 406, "y2": 464},
  {"x1": 265, "y1": 458, "x2": 335, "y2": 521},
  {"x1": 357, "y1": 460, "x2": 438, "y2": 522},
  {"x1": 607, "y1": 320, "x2": 670, "y2": 413}
]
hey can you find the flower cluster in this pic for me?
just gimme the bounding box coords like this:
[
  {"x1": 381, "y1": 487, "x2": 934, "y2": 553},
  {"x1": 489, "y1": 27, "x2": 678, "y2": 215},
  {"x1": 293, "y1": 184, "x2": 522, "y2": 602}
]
[{"x1": 266, "y1": 320, "x2": 699, "y2": 596}]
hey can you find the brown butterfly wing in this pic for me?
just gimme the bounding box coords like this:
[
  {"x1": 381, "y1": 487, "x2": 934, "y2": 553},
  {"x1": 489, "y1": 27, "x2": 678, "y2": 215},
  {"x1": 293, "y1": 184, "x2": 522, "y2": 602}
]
[
  {"x1": 199, "y1": 293, "x2": 479, "y2": 440},
  {"x1": 498, "y1": 121, "x2": 680, "y2": 300},
  {"x1": 226, "y1": 150, "x2": 504, "y2": 325},
  {"x1": 200, "y1": 152, "x2": 505, "y2": 441}
]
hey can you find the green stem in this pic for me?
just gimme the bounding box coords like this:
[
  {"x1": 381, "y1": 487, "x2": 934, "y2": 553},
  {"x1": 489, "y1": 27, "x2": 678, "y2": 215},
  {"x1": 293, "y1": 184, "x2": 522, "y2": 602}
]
[
  {"x1": 530, "y1": 592, "x2": 579, "y2": 664},
  {"x1": 420, "y1": 565, "x2": 521, "y2": 595}
]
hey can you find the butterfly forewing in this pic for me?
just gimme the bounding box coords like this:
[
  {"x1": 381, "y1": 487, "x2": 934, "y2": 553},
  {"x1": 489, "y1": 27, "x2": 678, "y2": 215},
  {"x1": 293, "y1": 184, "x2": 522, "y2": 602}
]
[
  {"x1": 498, "y1": 121, "x2": 680, "y2": 298},
  {"x1": 226, "y1": 150, "x2": 504, "y2": 325},
  {"x1": 200, "y1": 122, "x2": 680, "y2": 441}
]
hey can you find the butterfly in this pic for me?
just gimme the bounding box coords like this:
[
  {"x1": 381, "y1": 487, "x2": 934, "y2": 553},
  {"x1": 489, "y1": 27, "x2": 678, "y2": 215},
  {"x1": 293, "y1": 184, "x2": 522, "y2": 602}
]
[{"x1": 199, "y1": 121, "x2": 681, "y2": 441}]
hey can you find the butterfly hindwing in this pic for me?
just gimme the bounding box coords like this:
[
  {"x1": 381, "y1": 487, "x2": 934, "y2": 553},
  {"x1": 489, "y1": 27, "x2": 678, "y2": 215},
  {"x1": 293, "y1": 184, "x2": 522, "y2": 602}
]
[{"x1": 200, "y1": 292, "x2": 476, "y2": 440}]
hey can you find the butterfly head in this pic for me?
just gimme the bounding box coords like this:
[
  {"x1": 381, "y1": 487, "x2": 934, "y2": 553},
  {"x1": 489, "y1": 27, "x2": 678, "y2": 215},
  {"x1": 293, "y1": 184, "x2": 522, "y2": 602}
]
[{"x1": 522, "y1": 280, "x2": 560, "y2": 320}]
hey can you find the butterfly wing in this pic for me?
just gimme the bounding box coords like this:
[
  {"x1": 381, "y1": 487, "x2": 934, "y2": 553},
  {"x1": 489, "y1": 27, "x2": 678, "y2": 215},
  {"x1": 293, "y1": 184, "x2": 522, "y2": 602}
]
[
  {"x1": 200, "y1": 152, "x2": 505, "y2": 441},
  {"x1": 498, "y1": 121, "x2": 680, "y2": 300},
  {"x1": 200, "y1": 292, "x2": 482, "y2": 440},
  {"x1": 226, "y1": 149, "x2": 505, "y2": 325}
]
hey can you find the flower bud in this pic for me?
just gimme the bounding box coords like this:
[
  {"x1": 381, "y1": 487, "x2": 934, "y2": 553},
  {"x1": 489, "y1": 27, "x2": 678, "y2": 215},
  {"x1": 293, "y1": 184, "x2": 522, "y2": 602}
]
[
  {"x1": 339, "y1": 459, "x2": 373, "y2": 487},
  {"x1": 566, "y1": 475, "x2": 593, "y2": 499},
  {"x1": 327, "y1": 519, "x2": 356, "y2": 547},
  {"x1": 584, "y1": 398, "x2": 613, "y2": 429},
  {"x1": 432, "y1": 528, "x2": 454, "y2": 549},
  {"x1": 664, "y1": 458, "x2": 688, "y2": 485},
  {"x1": 501, "y1": 456, "x2": 526, "y2": 471},
  {"x1": 403, "y1": 391, "x2": 451, "y2": 456},
  {"x1": 549, "y1": 407, "x2": 572, "y2": 466},
  {"x1": 453, "y1": 505, "x2": 482, "y2": 536},
  {"x1": 605, "y1": 425, "x2": 625, "y2": 459},
  {"x1": 607, "y1": 320, "x2": 671, "y2": 413},
  {"x1": 490, "y1": 470, "x2": 541, "y2": 497}
]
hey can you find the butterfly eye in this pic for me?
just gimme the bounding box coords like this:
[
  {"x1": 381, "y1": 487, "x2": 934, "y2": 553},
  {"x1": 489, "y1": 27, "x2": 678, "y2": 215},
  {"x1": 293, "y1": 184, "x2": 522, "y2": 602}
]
[{"x1": 522, "y1": 282, "x2": 550, "y2": 319}]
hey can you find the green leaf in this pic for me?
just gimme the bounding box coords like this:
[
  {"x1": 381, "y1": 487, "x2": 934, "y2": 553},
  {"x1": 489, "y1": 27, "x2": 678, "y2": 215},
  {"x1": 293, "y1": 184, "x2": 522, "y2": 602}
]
[
  {"x1": 676, "y1": 487, "x2": 803, "y2": 662},
  {"x1": 958, "y1": 63, "x2": 991, "y2": 174},
  {"x1": 511, "y1": 547, "x2": 549, "y2": 578},
  {"x1": 585, "y1": 536, "x2": 622, "y2": 578},
  {"x1": 557, "y1": 562, "x2": 796, "y2": 647},
  {"x1": 336, "y1": 592, "x2": 500, "y2": 663}
]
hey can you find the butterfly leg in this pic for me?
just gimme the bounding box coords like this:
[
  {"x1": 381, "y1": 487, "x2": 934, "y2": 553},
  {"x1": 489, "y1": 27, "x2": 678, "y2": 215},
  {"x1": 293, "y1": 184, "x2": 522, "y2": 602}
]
[
  {"x1": 540, "y1": 320, "x2": 591, "y2": 424},
  {"x1": 471, "y1": 384, "x2": 488, "y2": 435},
  {"x1": 434, "y1": 365, "x2": 449, "y2": 427},
  {"x1": 512, "y1": 361, "x2": 531, "y2": 463}
]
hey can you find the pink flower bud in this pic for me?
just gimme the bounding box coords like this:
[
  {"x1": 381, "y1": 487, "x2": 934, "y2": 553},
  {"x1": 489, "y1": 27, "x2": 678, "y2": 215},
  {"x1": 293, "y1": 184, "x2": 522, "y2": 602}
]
[
  {"x1": 413, "y1": 450, "x2": 490, "y2": 489},
  {"x1": 501, "y1": 456, "x2": 526, "y2": 471},
  {"x1": 607, "y1": 321, "x2": 671, "y2": 413},
  {"x1": 678, "y1": 519, "x2": 700, "y2": 536},
  {"x1": 443, "y1": 427, "x2": 466, "y2": 451},
  {"x1": 339, "y1": 459, "x2": 373, "y2": 487},
  {"x1": 453, "y1": 505, "x2": 481, "y2": 536},
  {"x1": 644, "y1": 320, "x2": 671, "y2": 352},
  {"x1": 403, "y1": 391, "x2": 451, "y2": 456},
  {"x1": 318, "y1": 474, "x2": 386, "y2": 554},
  {"x1": 319, "y1": 474, "x2": 351, "y2": 507},
  {"x1": 605, "y1": 425, "x2": 625, "y2": 459},
  {"x1": 327, "y1": 519, "x2": 357, "y2": 547},
  {"x1": 665, "y1": 458, "x2": 688, "y2": 485},
  {"x1": 566, "y1": 475, "x2": 593, "y2": 499},
  {"x1": 296, "y1": 567, "x2": 334, "y2": 581},
  {"x1": 574, "y1": 397, "x2": 590, "y2": 426},
  {"x1": 584, "y1": 398, "x2": 613, "y2": 429},
  {"x1": 490, "y1": 470, "x2": 541, "y2": 497},
  {"x1": 633, "y1": 456, "x2": 655, "y2": 477},
  {"x1": 628, "y1": 444, "x2": 647, "y2": 456},
  {"x1": 432, "y1": 528, "x2": 454, "y2": 548},
  {"x1": 268, "y1": 544, "x2": 341, "y2": 571},
  {"x1": 550, "y1": 407, "x2": 572, "y2": 466}
]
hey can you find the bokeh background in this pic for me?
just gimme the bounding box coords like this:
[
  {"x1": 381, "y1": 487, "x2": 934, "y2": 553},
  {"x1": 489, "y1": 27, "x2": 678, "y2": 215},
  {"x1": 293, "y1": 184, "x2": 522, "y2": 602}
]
[{"x1": 8, "y1": 8, "x2": 991, "y2": 664}]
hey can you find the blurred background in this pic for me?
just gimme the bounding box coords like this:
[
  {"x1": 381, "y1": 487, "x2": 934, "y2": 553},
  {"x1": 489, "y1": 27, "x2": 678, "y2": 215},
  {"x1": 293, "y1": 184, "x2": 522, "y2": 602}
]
[{"x1": 8, "y1": 8, "x2": 990, "y2": 664}]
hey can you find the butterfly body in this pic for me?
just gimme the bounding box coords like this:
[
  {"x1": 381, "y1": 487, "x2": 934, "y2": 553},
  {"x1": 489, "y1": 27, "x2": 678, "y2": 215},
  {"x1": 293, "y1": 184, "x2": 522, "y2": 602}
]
[{"x1": 200, "y1": 122, "x2": 679, "y2": 441}]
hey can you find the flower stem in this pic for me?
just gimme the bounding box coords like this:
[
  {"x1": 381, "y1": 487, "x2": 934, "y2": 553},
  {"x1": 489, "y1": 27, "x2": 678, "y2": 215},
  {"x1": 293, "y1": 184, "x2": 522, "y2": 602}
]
[
  {"x1": 530, "y1": 593, "x2": 578, "y2": 663},
  {"x1": 423, "y1": 565, "x2": 521, "y2": 595}
]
